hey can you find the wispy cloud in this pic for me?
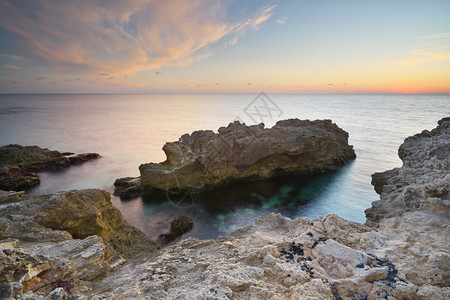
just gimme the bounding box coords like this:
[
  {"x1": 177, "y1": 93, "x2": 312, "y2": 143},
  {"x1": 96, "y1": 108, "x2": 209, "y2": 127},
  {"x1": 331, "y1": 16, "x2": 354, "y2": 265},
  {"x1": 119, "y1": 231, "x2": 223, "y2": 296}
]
[
  {"x1": 227, "y1": 5, "x2": 275, "y2": 46},
  {"x1": 0, "y1": 54, "x2": 24, "y2": 60},
  {"x1": 421, "y1": 33, "x2": 450, "y2": 39},
  {"x1": 4, "y1": 64, "x2": 21, "y2": 69},
  {"x1": 277, "y1": 17, "x2": 287, "y2": 25},
  {"x1": 0, "y1": 0, "x2": 275, "y2": 77},
  {"x1": 35, "y1": 76, "x2": 46, "y2": 80},
  {"x1": 393, "y1": 50, "x2": 450, "y2": 68}
]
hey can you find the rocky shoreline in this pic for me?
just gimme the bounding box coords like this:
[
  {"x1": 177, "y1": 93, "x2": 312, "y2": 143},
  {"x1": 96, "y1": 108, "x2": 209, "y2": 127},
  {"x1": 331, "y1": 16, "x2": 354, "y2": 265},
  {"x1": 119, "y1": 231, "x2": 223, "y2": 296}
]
[
  {"x1": 115, "y1": 119, "x2": 356, "y2": 199},
  {"x1": 0, "y1": 118, "x2": 448, "y2": 299},
  {"x1": 0, "y1": 145, "x2": 100, "y2": 191}
]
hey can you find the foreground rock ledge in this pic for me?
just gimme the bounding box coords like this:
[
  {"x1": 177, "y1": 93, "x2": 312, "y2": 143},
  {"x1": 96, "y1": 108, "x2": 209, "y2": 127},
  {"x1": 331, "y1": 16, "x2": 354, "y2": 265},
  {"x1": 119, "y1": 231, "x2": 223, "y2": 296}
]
[
  {"x1": 0, "y1": 144, "x2": 100, "y2": 191},
  {"x1": 116, "y1": 119, "x2": 356, "y2": 198},
  {"x1": 0, "y1": 189, "x2": 158, "y2": 299}
]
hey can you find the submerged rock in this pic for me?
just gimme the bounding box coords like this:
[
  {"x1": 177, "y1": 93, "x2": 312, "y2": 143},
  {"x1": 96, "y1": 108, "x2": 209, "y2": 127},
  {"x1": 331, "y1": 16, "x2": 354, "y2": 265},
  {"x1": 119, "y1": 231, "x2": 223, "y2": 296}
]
[
  {"x1": 128, "y1": 119, "x2": 356, "y2": 197},
  {"x1": 158, "y1": 216, "x2": 194, "y2": 244},
  {"x1": 0, "y1": 144, "x2": 100, "y2": 191}
]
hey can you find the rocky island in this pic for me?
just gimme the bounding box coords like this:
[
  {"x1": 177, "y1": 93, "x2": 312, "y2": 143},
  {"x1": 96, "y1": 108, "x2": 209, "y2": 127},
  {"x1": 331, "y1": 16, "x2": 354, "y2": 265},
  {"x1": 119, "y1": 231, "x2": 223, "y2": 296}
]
[
  {"x1": 0, "y1": 145, "x2": 100, "y2": 191},
  {"x1": 1, "y1": 118, "x2": 448, "y2": 299},
  {"x1": 115, "y1": 119, "x2": 356, "y2": 198}
]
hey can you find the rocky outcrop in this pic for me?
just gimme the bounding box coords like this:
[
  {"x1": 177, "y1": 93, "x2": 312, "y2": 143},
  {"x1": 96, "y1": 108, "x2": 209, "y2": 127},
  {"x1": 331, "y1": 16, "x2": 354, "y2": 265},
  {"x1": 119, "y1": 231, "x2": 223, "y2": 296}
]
[
  {"x1": 0, "y1": 189, "x2": 158, "y2": 299},
  {"x1": 0, "y1": 144, "x2": 100, "y2": 191},
  {"x1": 86, "y1": 118, "x2": 448, "y2": 299},
  {"x1": 113, "y1": 176, "x2": 142, "y2": 199},
  {"x1": 120, "y1": 119, "x2": 355, "y2": 197},
  {"x1": 2, "y1": 119, "x2": 448, "y2": 299},
  {"x1": 366, "y1": 117, "x2": 449, "y2": 226}
]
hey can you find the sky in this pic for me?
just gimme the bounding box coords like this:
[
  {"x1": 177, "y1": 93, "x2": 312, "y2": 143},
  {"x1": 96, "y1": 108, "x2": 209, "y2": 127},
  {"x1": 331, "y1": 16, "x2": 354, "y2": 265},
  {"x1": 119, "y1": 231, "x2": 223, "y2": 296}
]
[{"x1": 0, "y1": 0, "x2": 449, "y2": 94}]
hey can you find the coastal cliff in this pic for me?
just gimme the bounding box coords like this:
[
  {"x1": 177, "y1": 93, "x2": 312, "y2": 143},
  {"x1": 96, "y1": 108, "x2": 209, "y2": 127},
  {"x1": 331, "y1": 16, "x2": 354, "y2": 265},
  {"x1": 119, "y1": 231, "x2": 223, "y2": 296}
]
[
  {"x1": 116, "y1": 119, "x2": 356, "y2": 198},
  {"x1": 1, "y1": 118, "x2": 448, "y2": 299}
]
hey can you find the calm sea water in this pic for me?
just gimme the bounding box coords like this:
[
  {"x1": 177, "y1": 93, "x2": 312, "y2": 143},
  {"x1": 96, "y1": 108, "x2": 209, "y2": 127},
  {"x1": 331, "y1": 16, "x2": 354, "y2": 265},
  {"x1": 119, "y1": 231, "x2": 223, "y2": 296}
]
[{"x1": 0, "y1": 94, "x2": 448, "y2": 242}]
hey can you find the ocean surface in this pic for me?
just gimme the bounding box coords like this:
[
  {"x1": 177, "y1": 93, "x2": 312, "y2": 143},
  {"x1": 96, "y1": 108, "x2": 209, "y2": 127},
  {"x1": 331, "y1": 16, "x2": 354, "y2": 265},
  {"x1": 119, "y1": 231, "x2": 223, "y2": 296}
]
[{"x1": 0, "y1": 93, "x2": 448, "y2": 243}]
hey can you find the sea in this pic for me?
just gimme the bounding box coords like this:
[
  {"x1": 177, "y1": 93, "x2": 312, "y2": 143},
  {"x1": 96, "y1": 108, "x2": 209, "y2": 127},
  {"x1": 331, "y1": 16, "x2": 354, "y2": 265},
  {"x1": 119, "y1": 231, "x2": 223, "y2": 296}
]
[{"x1": 0, "y1": 93, "x2": 448, "y2": 242}]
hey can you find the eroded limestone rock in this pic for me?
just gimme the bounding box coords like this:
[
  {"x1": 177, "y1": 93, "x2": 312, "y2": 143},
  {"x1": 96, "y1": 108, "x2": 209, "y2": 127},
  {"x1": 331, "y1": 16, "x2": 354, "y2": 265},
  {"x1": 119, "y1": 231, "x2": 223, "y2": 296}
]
[
  {"x1": 2, "y1": 118, "x2": 448, "y2": 299},
  {"x1": 87, "y1": 118, "x2": 449, "y2": 299},
  {"x1": 0, "y1": 189, "x2": 158, "y2": 299},
  {"x1": 126, "y1": 119, "x2": 356, "y2": 196}
]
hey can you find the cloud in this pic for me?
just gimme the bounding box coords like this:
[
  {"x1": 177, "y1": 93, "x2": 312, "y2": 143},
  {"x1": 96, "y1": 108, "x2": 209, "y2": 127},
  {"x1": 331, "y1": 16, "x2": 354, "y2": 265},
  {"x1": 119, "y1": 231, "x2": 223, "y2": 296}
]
[
  {"x1": 108, "y1": 77, "x2": 114, "y2": 80},
  {"x1": 227, "y1": 5, "x2": 275, "y2": 46},
  {"x1": 0, "y1": 0, "x2": 275, "y2": 77},
  {"x1": 155, "y1": 71, "x2": 162, "y2": 75},
  {"x1": 4, "y1": 64, "x2": 21, "y2": 69},
  {"x1": 421, "y1": 33, "x2": 450, "y2": 39},
  {"x1": 394, "y1": 51, "x2": 450, "y2": 68},
  {"x1": 0, "y1": 54, "x2": 24, "y2": 60},
  {"x1": 277, "y1": 17, "x2": 287, "y2": 25},
  {"x1": 99, "y1": 73, "x2": 109, "y2": 76},
  {"x1": 35, "y1": 76, "x2": 46, "y2": 80}
]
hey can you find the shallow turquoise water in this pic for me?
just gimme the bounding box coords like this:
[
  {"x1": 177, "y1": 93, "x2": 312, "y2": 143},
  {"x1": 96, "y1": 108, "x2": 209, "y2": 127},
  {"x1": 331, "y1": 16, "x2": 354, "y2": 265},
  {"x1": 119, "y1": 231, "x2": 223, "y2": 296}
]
[{"x1": 0, "y1": 93, "x2": 448, "y2": 241}]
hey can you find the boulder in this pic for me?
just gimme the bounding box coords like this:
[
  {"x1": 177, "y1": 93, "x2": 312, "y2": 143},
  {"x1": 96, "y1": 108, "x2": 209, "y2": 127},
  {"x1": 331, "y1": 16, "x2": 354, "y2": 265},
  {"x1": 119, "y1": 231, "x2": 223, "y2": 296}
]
[
  {"x1": 134, "y1": 119, "x2": 356, "y2": 196},
  {"x1": 158, "y1": 216, "x2": 194, "y2": 244}
]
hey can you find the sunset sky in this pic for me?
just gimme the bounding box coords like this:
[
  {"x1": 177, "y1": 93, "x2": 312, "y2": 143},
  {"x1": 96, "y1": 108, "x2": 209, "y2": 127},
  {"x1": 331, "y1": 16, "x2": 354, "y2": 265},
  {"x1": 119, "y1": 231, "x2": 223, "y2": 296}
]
[{"x1": 0, "y1": 0, "x2": 449, "y2": 94}]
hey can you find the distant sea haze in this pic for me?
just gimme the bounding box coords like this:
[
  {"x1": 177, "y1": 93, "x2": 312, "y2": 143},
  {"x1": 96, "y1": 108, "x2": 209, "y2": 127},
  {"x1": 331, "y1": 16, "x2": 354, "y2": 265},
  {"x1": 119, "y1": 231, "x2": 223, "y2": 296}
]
[{"x1": 0, "y1": 93, "x2": 448, "y2": 240}]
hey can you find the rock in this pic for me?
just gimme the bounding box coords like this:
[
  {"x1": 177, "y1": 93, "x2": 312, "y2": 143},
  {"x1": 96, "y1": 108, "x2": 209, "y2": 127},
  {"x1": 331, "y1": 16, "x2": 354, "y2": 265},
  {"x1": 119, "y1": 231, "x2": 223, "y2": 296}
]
[
  {"x1": 113, "y1": 177, "x2": 143, "y2": 199},
  {"x1": 0, "y1": 189, "x2": 159, "y2": 299},
  {"x1": 158, "y1": 216, "x2": 193, "y2": 244},
  {"x1": 366, "y1": 117, "x2": 449, "y2": 224},
  {"x1": 66, "y1": 153, "x2": 100, "y2": 164},
  {"x1": 131, "y1": 119, "x2": 356, "y2": 196},
  {"x1": 0, "y1": 144, "x2": 100, "y2": 191},
  {"x1": 87, "y1": 213, "x2": 429, "y2": 299},
  {"x1": 85, "y1": 118, "x2": 448, "y2": 299},
  {"x1": 0, "y1": 190, "x2": 25, "y2": 204},
  {"x1": 4, "y1": 119, "x2": 449, "y2": 299},
  {"x1": 0, "y1": 189, "x2": 158, "y2": 258}
]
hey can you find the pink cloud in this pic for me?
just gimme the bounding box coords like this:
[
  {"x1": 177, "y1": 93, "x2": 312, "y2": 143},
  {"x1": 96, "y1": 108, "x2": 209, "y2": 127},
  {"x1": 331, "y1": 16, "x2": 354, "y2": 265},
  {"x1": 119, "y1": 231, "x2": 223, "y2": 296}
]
[
  {"x1": 4, "y1": 64, "x2": 21, "y2": 69},
  {"x1": 0, "y1": 0, "x2": 275, "y2": 77}
]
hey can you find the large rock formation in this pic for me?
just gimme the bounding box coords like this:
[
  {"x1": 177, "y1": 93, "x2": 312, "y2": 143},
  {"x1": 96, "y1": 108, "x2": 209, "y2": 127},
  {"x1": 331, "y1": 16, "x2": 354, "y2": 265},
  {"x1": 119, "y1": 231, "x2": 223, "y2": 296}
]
[
  {"x1": 120, "y1": 119, "x2": 356, "y2": 197},
  {"x1": 0, "y1": 189, "x2": 158, "y2": 299},
  {"x1": 2, "y1": 118, "x2": 448, "y2": 299},
  {"x1": 0, "y1": 144, "x2": 100, "y2": 191},
  {"x1": 88, "y1": 118, "x2": 449, "y2": 299}
]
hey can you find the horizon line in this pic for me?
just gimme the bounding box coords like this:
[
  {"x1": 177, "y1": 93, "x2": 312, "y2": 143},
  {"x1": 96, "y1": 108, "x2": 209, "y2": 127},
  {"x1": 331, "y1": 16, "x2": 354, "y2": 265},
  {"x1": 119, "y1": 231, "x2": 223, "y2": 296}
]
[{"x1": 1, "y1": 92, "x2": 450, "y2": 95}]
